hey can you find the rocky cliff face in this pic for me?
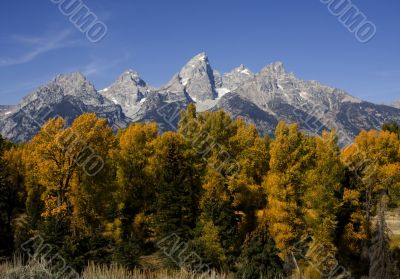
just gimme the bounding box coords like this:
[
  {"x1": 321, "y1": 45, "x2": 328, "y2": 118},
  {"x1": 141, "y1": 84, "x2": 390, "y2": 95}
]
[
  {"x1": 99, "y1": 70, "x2": 152, "y2": 118},
  {"x1": 215, "y1": 60, "x2": 398, "y2": 146},
  {"x1": 2, "y1": 53, "x2": 400, "y2": 145},
  {"x1": 0, "y1": 72, "x2": 129, "y2": 142},
  {"x1": 222, "y1": 64, "x2": 255, "y2": 91},
  {"x1": 163, "y1": 52, "x2": 218, "y2": 102}
]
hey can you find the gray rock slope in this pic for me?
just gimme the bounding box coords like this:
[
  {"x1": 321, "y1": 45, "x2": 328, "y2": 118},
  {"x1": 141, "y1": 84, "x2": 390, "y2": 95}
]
[
  {"x1": 163, "y1": 52, "x2": 218, "y2": 102},
  {"x1": 230, "y1": 61, "x2": 400, "y2": 145},
  {"x1": 0, "y1": 72, "x2": 129, "y2": 142},
  {"x1": 1, "y1": 53, "x2": 400, "y2": 145},
  {"x1": 99, "y1": 70, "x2": 152, "y2": 118}
]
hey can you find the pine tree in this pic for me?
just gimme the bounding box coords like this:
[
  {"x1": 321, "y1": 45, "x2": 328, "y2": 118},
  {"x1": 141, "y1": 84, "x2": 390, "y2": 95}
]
[
  {"x1": 236, "y1": 224, "x2": 283, "y2": 279},
  {"x1": 152, "y1": 132, "x2": 202, "y2": 241}
]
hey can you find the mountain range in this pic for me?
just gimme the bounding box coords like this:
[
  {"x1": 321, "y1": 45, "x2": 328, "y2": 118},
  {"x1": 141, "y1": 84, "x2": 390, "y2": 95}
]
[{"x1": 1, "y1": 52, "x2": 400, "y2": 145}]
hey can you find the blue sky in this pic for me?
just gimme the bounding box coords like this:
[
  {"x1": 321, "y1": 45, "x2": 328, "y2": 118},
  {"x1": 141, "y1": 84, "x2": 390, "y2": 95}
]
[{"x1": 0, "y1": 0, "x2": 399, "y2": 105}]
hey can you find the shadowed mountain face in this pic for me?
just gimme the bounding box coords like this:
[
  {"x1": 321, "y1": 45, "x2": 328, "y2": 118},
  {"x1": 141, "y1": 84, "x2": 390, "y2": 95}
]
[{"x1": 1, "y1": 53, "x2": 400, "y2": 144}]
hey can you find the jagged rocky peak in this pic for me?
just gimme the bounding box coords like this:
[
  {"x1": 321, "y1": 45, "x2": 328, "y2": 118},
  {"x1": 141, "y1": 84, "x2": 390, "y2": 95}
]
[
  {"x1": 116, "y1": 69, "x2": 147, "y2": 87},
  {"x1": 235, "y1": 64, "x2": 254, "y2": 75},
  {"x1": 166, "y1": 52, "x2": 217, "y2": 102},
  {"x1": 18, "y1": 71, "x2": 103, "y2": 108},
  {"x1": 2, "y1": 53, "x2": 400, "y2": 146},
  {"x1": 54, "y1": 71, "x2": 90, "y2": 87},
  {"x1": 100, "y1": 69, "x2": 150, "y2": 118},
  {"x1": 101, "y1": 69, "x2": 148, "y2": 96},
  {"x1": 260, "y1": 61, "x2": 286, "y2": 76},
  {"x1": 51, "y1": 71, "x2": 98, "y2": 98},
  {"x1": 0, "y1": 71, "x2": 129, "y2": 142},
  {"x1": 222, "y1": 64, "x2": 254, "y2": 91},
  {"x1": 187, "y1": 51, "x2": 208, "y2": 64},
  {"x1": 179, "y1": 52, "x2": 211, "y2": 83},
  {"x1": 54, "y1": 71, "x2": 86, "y2": 82}
]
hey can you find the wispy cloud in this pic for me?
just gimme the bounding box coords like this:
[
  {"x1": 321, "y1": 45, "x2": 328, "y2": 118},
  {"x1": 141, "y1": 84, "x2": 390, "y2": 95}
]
[
  {"x1": 0, "y1": 30, "x2": 78, "y2": 67},
  {"x1": 81, "y1": 52, "x2": 131, "y2": 76},
  {"x1": 83, "y1": 60, "x2": 109, "y2": 76}
]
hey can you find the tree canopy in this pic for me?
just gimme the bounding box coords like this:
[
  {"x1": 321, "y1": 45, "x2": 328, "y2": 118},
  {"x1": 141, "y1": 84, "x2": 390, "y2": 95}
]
[{"x1": 1, "y1": 110, "x2": 400, "y2": 278}]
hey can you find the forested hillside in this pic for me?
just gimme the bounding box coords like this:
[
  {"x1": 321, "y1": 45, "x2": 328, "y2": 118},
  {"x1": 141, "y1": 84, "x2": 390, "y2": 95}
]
[{"x1": 1, "y1": 104, "x2": 400, "y2": 278}]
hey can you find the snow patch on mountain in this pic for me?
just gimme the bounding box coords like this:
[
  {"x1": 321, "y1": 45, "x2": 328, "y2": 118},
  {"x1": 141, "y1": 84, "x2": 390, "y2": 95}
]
[
  {"x1": 2, "y1": 52, "x2": 400, "y2": 145},
  {"x1": 216, "y1": 88, "x2": 231, "y2": 99},
  {"x1": 99, "y1": 70, "x2": 150, "y2": 118},
  {"x1": 341, "y1": 94, "x2": 362, "y2": 103}
]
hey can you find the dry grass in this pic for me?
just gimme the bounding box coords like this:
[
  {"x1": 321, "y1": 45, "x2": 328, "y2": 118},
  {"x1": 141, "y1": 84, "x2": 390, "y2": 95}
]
[
  {"x1": 0, "y1": 257, "x2": 234, "y2": 279},
  {"x1": 82, "y1": 264, "x2": 233, "y2": 279}
]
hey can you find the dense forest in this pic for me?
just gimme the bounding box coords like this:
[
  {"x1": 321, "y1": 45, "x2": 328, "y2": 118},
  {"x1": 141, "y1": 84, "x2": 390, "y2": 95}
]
[{"x1": 1, "y1": 104, "x2": 400, "y2": 278}]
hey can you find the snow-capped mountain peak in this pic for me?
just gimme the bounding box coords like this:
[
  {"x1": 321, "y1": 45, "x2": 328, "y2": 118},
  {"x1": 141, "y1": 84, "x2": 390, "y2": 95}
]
[
  {"x1": 235, "y1": 64, "x2": 253, "y2": 76},
  {"x1": 2, "y1": 53, "x2": 400, "y2": 146},
  {"x1": 164, "y1": 52, "x2": 217, "y2": 101},
  {"x1": 222, "y1": 65, "x2": 255, "y2": 91},
  {"x1": 99, "y1": 70, "x2": 150, "y2": 118},
  {"x1": 194, "y1": 52, "x2": 207, "y2": 62},
  {"x1": 116, "y1": 69, "x2": 146, "y2": 87}
]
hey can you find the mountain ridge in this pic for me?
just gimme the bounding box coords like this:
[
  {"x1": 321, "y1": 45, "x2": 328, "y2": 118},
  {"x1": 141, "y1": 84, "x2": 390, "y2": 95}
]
[
  {"x1": 1, "y1": 52, "x2": 400, "y2": 145},
  {"x1": 0, "y1": 72, "x2": 130, "y2": 142}
]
